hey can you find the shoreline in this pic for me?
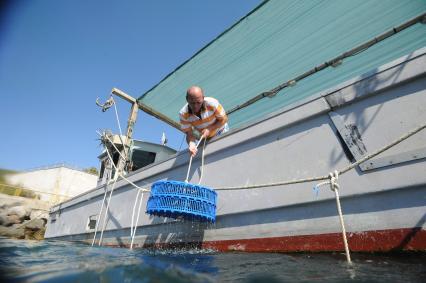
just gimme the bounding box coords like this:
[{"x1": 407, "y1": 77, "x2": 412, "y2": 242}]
[{"x1": 0, "y1": 194, "x2": 50, "y2": 240}]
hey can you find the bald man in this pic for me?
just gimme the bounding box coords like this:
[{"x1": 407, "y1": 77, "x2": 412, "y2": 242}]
[{"x1": 179, "y1": 86, "x2": 229, "y2": 156}]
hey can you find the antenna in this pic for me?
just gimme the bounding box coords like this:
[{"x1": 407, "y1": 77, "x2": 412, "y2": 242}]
[{"x1": 161, "y1": 132, "x2": 168, "y2": 146}]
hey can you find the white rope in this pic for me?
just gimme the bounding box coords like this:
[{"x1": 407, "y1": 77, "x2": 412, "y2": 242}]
[
  {"x1": 130, "y1": 188, "x2": 143, "y2": 240},
  {"x1": 96, "y1": 130, "x2": 127, "y2": 162},
  {"x1": 216, "y1": 175, "x2": 329, "y2": 191},
  {"x1": 96, "y1": 131, "x2": 151, "y2": 192},
  {"x1": 215, "y1": 121, "x2": 426, "y2": 191},
  {"x1": 185, "y1": 136, "x2": 204, "y2": 183},
  {"x1": 95, "y1": 138, "x2": 150, "y2": 247},
  {"x1": 130, "y1": 188, "x2": 145, "y2": 250},
  {"x1": 98, "y1": 168, "x2": 119, "y2": 246},
  {"x1": 119, "y1": 174, "x2": 150, "y2": 192},
  {"x1": 98, "y1": 142, "x2": 133, "y2": 246},
  {"x1": 198, "y1": 138, "x2": 207, "y2": 185},
  {"x1": 112, "y1": 96, "x2": 129, "y2": 157},
  {"x1": 312, "y1": 180, "x2": 330, "y2": 197},
  {"x1": 92, "y1": 130, "x2": 128, "y2": 246},
  {"x1": 329, "y1": 171, "x2": 351, "y2": 264},
  {"x1": 98, "y1": 132, "x2": 153, "y2": 186},
  {"x1": 339, "y1": 121, "x2": 426, "y2": 175},
  {"x1": 91, "y1": 181, "x2": 110, "y2": 246},
  {"x1": 314, "y1": 171, "x2": 352, "y2": 263}
]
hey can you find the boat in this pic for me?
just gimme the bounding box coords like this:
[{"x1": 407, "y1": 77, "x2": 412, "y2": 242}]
[{"x1": 45, "y1": 1, "x2": 426, "y2": 254}]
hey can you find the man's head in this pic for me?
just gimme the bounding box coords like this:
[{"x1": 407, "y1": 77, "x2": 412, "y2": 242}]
[{"x1": 186, "y1": 86, "x2": 204, "y2": 114}]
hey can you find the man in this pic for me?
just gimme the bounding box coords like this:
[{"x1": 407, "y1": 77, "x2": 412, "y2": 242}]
[{"x1": 179, "y1": 86, "x2": 229, "y2": 156}]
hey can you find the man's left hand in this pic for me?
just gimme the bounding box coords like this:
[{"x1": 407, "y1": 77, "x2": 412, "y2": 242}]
[{"x1": 201, "y1": 128, "x2": 210, "y2": 139}]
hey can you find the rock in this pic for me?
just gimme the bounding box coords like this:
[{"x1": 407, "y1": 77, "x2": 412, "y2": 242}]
[
  {"x1": 24, "y1": 219, "x2": 46, "y2": 230},
  {"x1": 0, "y1": 195, "x2": 51, "y2": 240},
  {"x1": 0, "y1": 225, "x2": 25, "y2": 239},
  {"x1": 30, "y1": 210, "x2": 49, "y2": 221},
  {"x1": 5, "y1": 214, "x2": 21, "y2": 226},
  {"x1": 33, "y1": 227, "x2": 46, "y2": 240},
  {"x1": 24, "y1": 227, "x2": 46, "y2": 240},
  {"x1": 0, "y1": 213, "x2": 9, "y2": 225},
  {"x1": 0, "y1": 201, "x2": 22, "y2": 211},
  {"x1": 0, "y1": 213, "x2": 22, "y2": 226},
  {"x1": 7, "y1": 205, "x2": 31, "y2": 220}
]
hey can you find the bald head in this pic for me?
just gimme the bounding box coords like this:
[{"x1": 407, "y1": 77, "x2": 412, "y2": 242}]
[
  {"x1": 186, "y1": 86, "x2": 204, "y2": 114},
  {"x1": 186, "y1": 86, "x2": 204, "y2": 99}
]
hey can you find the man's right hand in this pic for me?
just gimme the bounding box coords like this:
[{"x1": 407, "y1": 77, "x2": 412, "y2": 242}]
[{"x1": 188, "y1": 141, "x2": 198, "y2": 157}]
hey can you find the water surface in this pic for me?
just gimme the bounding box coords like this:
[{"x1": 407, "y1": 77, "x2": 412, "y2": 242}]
[{"x1": 0, "y1": 238, "x2": 425, "y2": 282}]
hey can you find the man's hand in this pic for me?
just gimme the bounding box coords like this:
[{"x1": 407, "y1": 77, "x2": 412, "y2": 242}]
[
  {"x1": 201, "y1": 128, "x2": 210, "y2": 139},
  {"x1": 188, "y1": 141, "x2": 198, "y2": 157}
]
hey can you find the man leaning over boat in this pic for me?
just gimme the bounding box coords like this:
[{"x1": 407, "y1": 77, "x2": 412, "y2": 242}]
[{"x1": 179, "y1": 86, "x2": 229, "y2": 156}]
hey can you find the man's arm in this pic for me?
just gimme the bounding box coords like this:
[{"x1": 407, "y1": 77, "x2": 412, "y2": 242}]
[
  {"x1": 201, "y1": 115, "x2": 228, "y2": 138},
  {"x1": 180, "y1": 110, "x2": 198, "y2": 157}
]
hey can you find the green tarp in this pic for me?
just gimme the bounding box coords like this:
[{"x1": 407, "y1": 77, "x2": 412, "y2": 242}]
[{"x1": 138, "y1": 0, "x2": 426, "y2": 131}]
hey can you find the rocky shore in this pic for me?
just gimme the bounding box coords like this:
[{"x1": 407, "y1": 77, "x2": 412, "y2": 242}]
[{"x1": 0, "y1": 194, "x2": 50, "y2": 240}]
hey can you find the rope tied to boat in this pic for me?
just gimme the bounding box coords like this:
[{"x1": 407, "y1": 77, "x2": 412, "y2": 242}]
[
  {"x1": 328, "y1": 171, "x2": 351, "y2": 264},
  {"x1": 97, "y1": 94, "x2": 129, "y2": 163},
  {"x1": 216, "y1": 120, "x2": 426, "y2": 191},
  {"x1": 328, "y1": 170, "x2": 340, "y2": 192},
  {"x1": 328, "y1": 172, "x2": 352, "y2": 265},
  {"x1": 92, "y1": 131, "x2": 150, "y2": 248},
  {"x1": 130, "y1": 188, "x2": 145, "y2": 250},
  {"x1": 312, "y1": 171, "x2": 351, "y2": 263},
  {"x1": 185, "y1": 136, "x2": 206, "y2": 184},
  {"x1": 97, "y1": 173, "x2": 119, "y2": 246},
  {"x1": 91, "y1": 173, "x2": 119, "y2": 247}
]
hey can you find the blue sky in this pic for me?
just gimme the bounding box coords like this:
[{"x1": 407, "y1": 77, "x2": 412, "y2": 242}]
[{"x1": 0, "y1": 0, "x2": 261, "y2": 171}]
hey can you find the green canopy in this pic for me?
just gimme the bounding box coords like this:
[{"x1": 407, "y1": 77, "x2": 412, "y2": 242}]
[{"x1": 138, "y1": 0, "x2": 426, "y2": 131}]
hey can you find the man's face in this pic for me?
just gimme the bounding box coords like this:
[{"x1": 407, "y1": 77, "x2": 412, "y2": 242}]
[{"x1": 187, "y1": 93, "x2": 204, "y2": 114}]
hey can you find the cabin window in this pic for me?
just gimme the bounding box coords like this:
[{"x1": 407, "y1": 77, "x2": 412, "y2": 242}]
[
  {"x1": 50, "y1": 213, "x2": 57, "y2": 223},
  {"x1": 131, "y1": 151, "x2": 156, "y2": 171},
  {"x1": 86, "y1": 215, "x2": 97, "y2": 230},
  {"x1": 112, "y1": 152, "x2": 120, "y2": 166},
  {"x1": 111, "y1": 152, "x2": 121, "y2": 179},
  {"x1": 99, "y1": 160, "x2": 105, "y2": 179}
]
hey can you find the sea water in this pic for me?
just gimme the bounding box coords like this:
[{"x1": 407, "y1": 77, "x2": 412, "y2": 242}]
[{"x1": 0, "y1": 238, "x2": 425, "y2": 282}]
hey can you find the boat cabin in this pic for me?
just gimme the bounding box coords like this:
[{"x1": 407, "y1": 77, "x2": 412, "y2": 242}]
[{"x1": 97, "y1": 135, "x2": 177, "y2": 186}]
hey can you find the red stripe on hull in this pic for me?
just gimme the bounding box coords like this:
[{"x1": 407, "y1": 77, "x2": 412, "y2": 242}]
[{"x1": 201, "y1": 228, "x2": 426, "y2": 252}]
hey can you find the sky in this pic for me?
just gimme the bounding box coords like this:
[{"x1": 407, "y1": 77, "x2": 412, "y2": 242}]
[{"x1": 0, "y1": 0, "x2": 261, "y2": 172}]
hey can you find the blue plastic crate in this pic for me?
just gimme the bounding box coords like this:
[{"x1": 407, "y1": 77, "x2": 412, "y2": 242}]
[{"x1": 146, "y1": 180, "x2": 217, "y2": 222}]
